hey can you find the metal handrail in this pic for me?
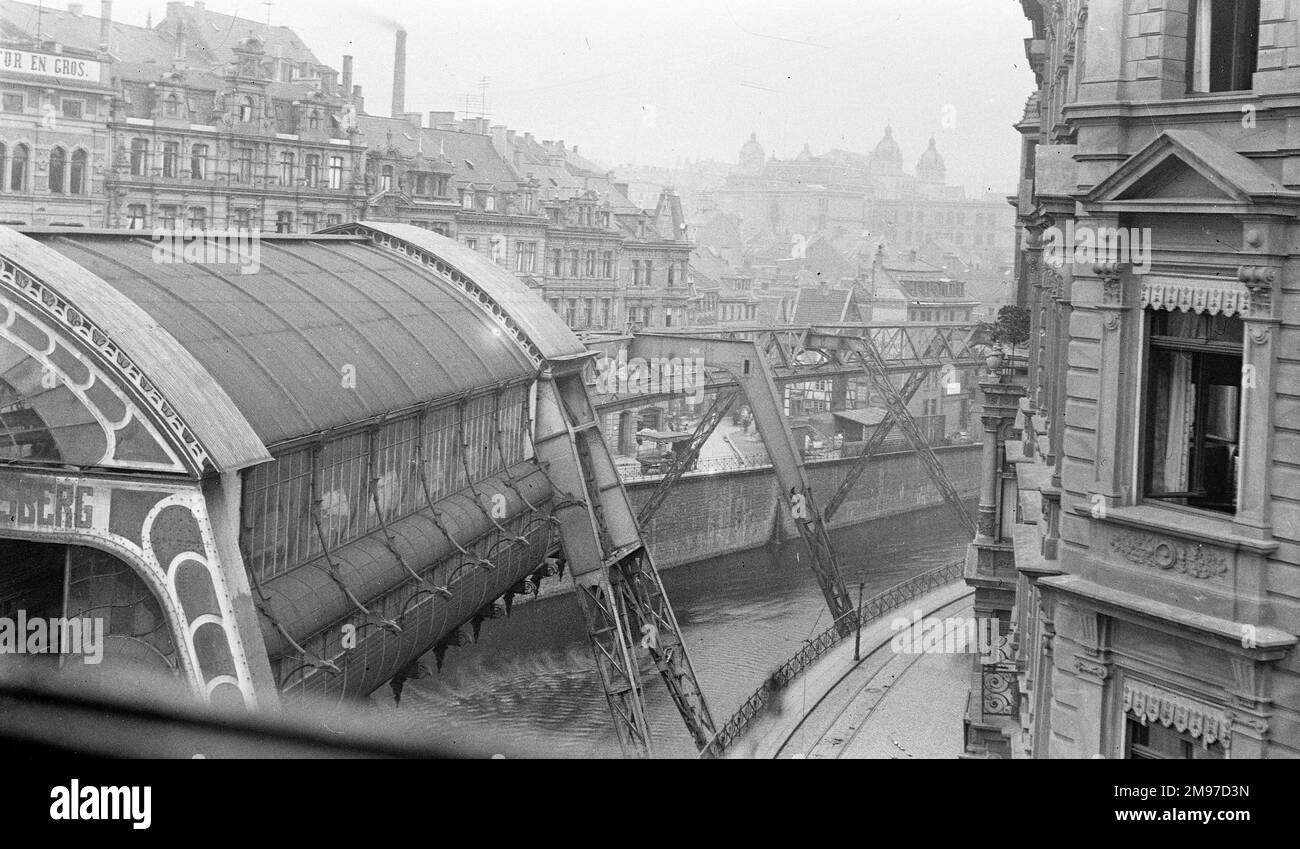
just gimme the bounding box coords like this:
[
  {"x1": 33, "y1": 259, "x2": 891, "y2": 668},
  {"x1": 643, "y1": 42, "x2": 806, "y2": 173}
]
[{"x1": 698, "y1": 558, "x2": 965, "y2": 758}]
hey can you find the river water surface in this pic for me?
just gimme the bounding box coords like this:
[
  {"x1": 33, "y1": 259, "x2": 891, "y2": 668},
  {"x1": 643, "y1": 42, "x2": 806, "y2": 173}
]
[{"x1": 374, "y1": 502, "x2": 973, "y2": 758}]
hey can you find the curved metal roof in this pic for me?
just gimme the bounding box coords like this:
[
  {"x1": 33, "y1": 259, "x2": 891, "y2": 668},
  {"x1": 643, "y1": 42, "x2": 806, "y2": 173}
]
[{"x1": 23, "y1": 226, "x2": 582, "y2": 449}]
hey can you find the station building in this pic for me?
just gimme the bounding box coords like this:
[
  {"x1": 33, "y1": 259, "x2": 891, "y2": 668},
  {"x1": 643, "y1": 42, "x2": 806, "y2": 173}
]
[{"x1": 0, "y1": 221, "x2": 585, "y2": 709}]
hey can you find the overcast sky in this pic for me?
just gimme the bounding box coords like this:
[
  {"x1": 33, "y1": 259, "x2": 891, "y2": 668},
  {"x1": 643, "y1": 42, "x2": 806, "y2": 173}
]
[{"x1": 80, "y1": 0, "x2": 1035, "y2": 193}]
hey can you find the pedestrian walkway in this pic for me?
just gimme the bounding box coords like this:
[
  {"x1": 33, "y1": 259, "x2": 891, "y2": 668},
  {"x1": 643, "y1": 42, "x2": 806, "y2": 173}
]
[{"x1": 724, "y1": 581, "x2": 975, "y2": 759}]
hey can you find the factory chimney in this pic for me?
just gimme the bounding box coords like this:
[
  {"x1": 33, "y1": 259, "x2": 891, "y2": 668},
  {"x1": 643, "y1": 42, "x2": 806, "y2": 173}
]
[
  {"x1": 99, "y1": 1, "x2": 112, "y2": 50},
  {"x1": 391, "y1": 29, "x2": 407, "y2": 118}
]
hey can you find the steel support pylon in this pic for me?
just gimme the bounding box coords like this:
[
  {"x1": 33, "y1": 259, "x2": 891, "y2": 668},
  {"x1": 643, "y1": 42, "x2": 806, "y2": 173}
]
[{"x1": 531, "y1": 358, "x2": 715, "y2": 757}]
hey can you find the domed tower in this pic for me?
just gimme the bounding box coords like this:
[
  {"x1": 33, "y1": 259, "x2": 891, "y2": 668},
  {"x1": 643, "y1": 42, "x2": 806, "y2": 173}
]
[
  {"x1": 869, "y1": 125, "x2": 903, "y2": 176},
  {"x1": 916, "y1": 136, "x2": 946, "y2": 184},
  {"x1": 739, "y1": 132, "x2": 766, "y2": 173}
]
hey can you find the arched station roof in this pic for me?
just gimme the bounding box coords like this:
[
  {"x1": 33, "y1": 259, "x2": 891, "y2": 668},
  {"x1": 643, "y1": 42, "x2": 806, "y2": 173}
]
[{"x1": 1, "y1": 222, "x2": 586, "y2": 472}]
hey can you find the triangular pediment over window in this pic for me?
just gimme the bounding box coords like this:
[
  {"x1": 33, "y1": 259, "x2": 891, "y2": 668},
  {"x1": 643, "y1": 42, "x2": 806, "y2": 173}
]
[{"x1": 1084, "y1": 130, "x2": 1300, "y2": 214}]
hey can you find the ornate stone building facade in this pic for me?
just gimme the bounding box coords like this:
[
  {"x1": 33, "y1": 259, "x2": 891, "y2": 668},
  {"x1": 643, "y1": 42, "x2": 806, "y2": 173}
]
[{"x1": 972, "y1": 0, "x2": 1300, "y2": 759}]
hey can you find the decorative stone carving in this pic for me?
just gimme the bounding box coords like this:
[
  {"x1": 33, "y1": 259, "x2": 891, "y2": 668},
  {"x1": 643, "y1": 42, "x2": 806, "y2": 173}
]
[
  {"x1": 1073, "y1": 655, "x2": 1110, "y2": 682},
  {"x1": 1238, "y1": 265, "x2": 1277, "y2": 318},
  {"x1": 1123, "y1": 680, "x2": 1232, "y2": 752},
  {"x1": 1110, "y1": 531, "x2": 1228, "y2": 580}
]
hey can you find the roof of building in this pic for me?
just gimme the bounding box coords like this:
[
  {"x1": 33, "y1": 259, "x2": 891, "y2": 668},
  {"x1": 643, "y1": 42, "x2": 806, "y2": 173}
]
[
  {"x1": 831, "y1": 408, "x2": 888, "y2": 428},
  {"x1": 790, "y1": 285, "x2": 862, "y2": 324},
  {"x1": 357, "y1": 116, "x2": 521, "y2": 188},
  {"x1": 0, "y1": 0, "x2": 171, "y2": 61},
  {"x1": 16, "y1": 224, "x2": 580, "y2": 452}
]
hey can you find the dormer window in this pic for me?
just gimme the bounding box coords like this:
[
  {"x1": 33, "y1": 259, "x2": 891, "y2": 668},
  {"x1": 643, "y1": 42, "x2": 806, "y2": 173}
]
[
  {"x1": 462, "y1": 191, "x2": 474, "y2": 210},
  {"x1": 380, "y1": 164, "x2": 393, "y2": 192},
  {"x1": 239, "y1": 96, "x2": 255, "y2": 123},
  {"x1": 164, "y1": 93, "x2": 180, "y2": 117},
  {"x1": 1188, "y1": 0, "x2": 1260, "y2": 93},
  {"x1": 485, "y1": 194, "x2": 496, "y2": 212}
]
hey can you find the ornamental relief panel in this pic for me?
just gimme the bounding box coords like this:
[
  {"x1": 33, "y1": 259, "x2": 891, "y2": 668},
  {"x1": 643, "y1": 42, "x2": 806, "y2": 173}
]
[{"x1": 1109, "y1": 530, "x2": 1228, "y2": 581}]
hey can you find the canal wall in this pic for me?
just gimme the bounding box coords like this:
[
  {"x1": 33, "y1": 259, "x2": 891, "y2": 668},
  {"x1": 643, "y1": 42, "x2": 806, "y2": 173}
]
[{"x1": 626, "y1": 444, "x2": 983, "y2": 569}]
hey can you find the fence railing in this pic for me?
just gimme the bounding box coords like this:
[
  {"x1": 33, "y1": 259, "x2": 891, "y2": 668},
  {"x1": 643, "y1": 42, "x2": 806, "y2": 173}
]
[{"x1": 698, "y1": 558, "x2": 966, "y2": 758}]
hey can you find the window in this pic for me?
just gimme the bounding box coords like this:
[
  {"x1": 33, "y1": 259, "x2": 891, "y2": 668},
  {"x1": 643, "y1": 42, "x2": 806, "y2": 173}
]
[
  {"x1": 599, "y1": 299, "x2": 611, "y2": 328},
  {"x1": 159, "y1": 205, "x2": 178, "y2": 230},
  {"x1": 190, "y1": 144, "x2": 207, "y2": 180},
  {"x1": 187, "y1": 207, "x2": 206, "y2": 230},
  {"x1": 325, "y1": 214, "x2": 342, "y2": 227},
  {"x1": 602, "y1": 251, "x2": 614, "y2": 278},
  {"x1": 413, "y1": 173, "x2": 430, "y2": 196},
  {"x1": 1142, "y1": 310, "x2": 1243, "y2": 515},
  {"x1": 1, "y1": 93, "x2": 22, "y2": 112},
  {"x1": 644, "y1": 260, "x2": 653, "y2": 286},
  {"x1": 302, "y1": 211, "x2": 319, "y2": 232},
  {"x1": 161, "y1": 142, "x2": 179, "y2": 178},
  {"x1": 668, "y1": 264, "x2": 676, "y2": 288},
  {"x1": 565, "y1": 300, "x2": 577, "y2": 326},
  {"x1": 280, "y1": 151, "x2": 295, "y2": 186},
  {"x1": 69, "y1": 149, "x2": 86, "y2": 195},
  {"x1": 515, "y1": 241, "x2": 536, "y2": 273},
  {"x1": 1188, "y1": 0, "x2": 1260, "y2": 93},
  {"x1": 632, "y1": 259, "x2": 642, "y2": 286},
  {"x1": 126, "y1": 203, "x2": 147, "y2": 229},
  {"x1": 164, "y1": 93, "x2": 179, "y2": 117},
  {"x1": 47, "y1": 147, "x2": 65, "y2": 193},
  {"x1": 380, "y1": 164, "x2": 393, "y2": 192},
  {"x1": 585, "y1": 250, "x2": 596, "y2": 277},
  {"x1": 239, "y1": 96, "x2": 255, "y2": 123},
  {"x1": 233, "y1": 208, "x2": 253, "y2": 230},
  {"x1": 568, "y1": 249, "x2": 581, "y2": 277},
  {"x1": 9, "y1": 143, "x2": 27, "y2": 191},
  {"x1": 485, "y1": 194, "x2": 496, "y2": 212},
  {"x1": 304, "y1": 154, "x2": 320, "y2": 187},
  {"x1": 328, "y1": 155, "x2": 344, "y2": 189},
  {"x1": 61, "y1": 99, "x2": 84, "y2": 119},
  {"x1": 309, "y1": 110, "x2": 321, "y2": 130},
  {"x1": 465, "y1": 238, "x2": 478, "y2": 251},
  {"x1": 462, "y1": 192, "x2": 474, "y2": 210},
  {"x1": 276, "y1": 211, "x2": 293, "y2": 233},
  {"x1": 237, "y1": 146, "x2": 254, "y2": 183},
  {"x1": 130, "y1": 138, "x2": 149, "y2": 177},
  {"x1": 1125, "y1": 717, "x2": 1224, "y2": 759}
]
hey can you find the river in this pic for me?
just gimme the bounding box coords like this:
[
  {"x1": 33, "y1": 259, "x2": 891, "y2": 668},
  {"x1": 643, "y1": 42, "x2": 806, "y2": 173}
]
[{"x1": 373, "y1": 502, "x2": 973, "y2": 758}]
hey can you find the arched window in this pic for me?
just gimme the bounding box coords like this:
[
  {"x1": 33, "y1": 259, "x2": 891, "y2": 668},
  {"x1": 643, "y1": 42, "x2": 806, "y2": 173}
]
[
  {"x1": 10, "y1": 143, "x2": 28, "y2": 191},
  {"x1": 69, "y1": 149, "x2": 87, "y2": 195},
  {"x1": 47, "y1": 146, "x2": 65, "y2": 193},
  {"x1": 165, "y1": 93, "x2": 180, "y2": 117}
]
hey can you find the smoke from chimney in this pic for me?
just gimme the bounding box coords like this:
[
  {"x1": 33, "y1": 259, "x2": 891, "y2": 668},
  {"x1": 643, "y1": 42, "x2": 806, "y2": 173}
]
[{"x1": 391, "y1": 29, "x2": 407, "y2": 118}]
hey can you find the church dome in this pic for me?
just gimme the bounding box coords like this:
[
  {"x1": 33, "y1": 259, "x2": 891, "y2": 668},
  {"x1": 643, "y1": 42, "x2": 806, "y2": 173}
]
[
  {"x1": 872, "y1": 125, "x2": 903, "y2": 163},
  {"x1": 739, "y1": 132, "x2": 766, "y2": 173},
  {"x1": 916, "y1": 137, "x2": 946, "y2": 181}
]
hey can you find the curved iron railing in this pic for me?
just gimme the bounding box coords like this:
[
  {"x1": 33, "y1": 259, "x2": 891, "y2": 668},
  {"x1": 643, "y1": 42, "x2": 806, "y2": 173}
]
[{"x1": 698, "y1": 558, "x2": 965, "y2": 758}]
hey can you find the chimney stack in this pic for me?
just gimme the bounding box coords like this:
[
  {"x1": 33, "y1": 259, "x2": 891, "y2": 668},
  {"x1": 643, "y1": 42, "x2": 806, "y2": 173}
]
[
  {"x1": 341, "y1": 55, "x2": 353, "y2": 100},
  {"x1": 391, "y1": 29, "x2": 407, "y2": 118},
  {"x1": 99, "y1": 1, "x2": 112, "y2": 49}
]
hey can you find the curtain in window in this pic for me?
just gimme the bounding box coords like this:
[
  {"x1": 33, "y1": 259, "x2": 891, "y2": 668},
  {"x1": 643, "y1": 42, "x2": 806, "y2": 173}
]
[{"x1": 1150, "y1": 350, "x2": 1195, "y2": 494}]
